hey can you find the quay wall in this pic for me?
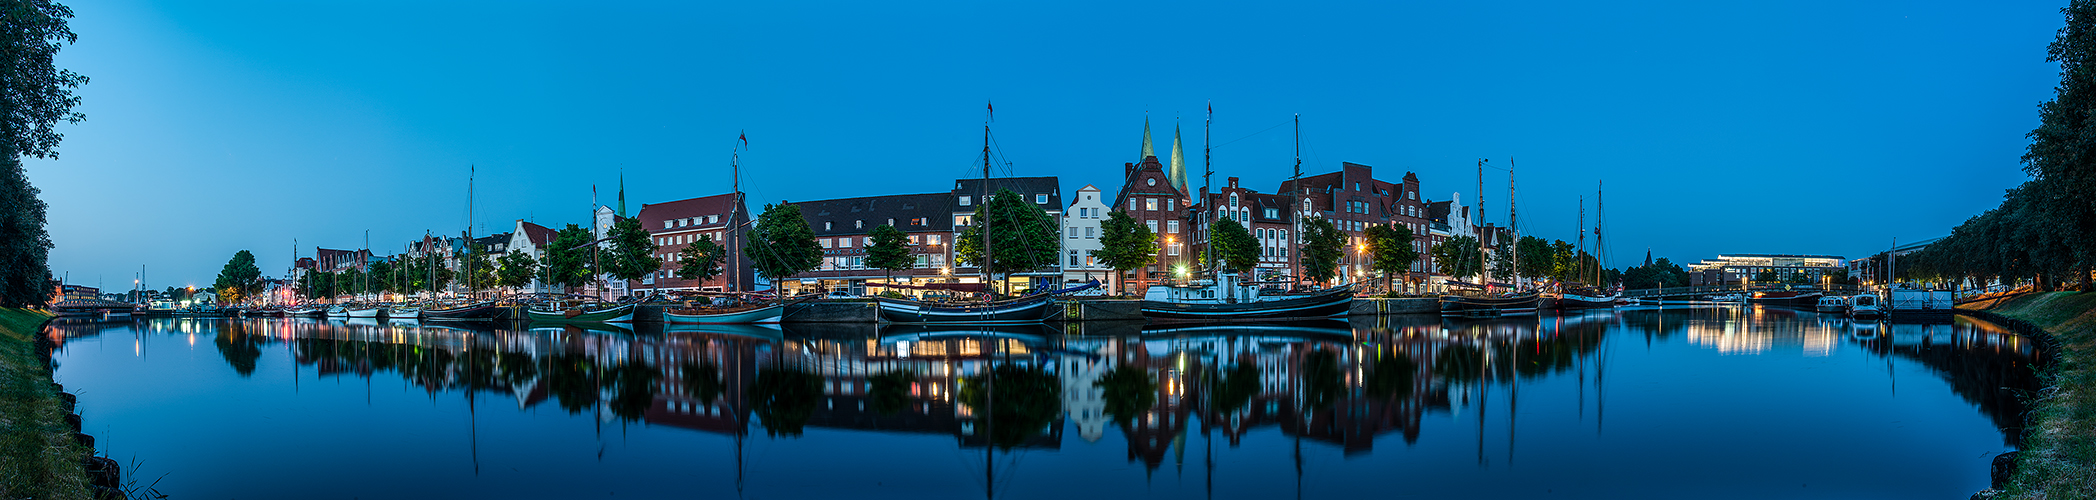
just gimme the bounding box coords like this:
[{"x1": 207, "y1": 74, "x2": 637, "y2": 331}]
[{"x1": 1350, "y1": 298, "x2": 1440, "y2": 316}]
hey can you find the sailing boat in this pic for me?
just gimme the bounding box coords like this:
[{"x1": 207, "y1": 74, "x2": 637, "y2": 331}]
[
  {"x1": 1440, "y1": 159, "x2": 1542, "y2": 317},
  {"x1": 667, "y1": 135, "x2": 797, "y2": 325},
  {"x1": 873, "y1": 105, "x2": 1089, "y2": 325},
  {"x1": 1551, "y1": 181, "x2": 1619, "y2": 310},
  {"x1": 1141, "y1": 110, "x2": 1353, "y2": 321}
]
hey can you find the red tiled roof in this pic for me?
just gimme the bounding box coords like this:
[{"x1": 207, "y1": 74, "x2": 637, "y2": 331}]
[
  {"x1": 518, "y1": 221, "x2": 557, "y2": 245},
  {"x1": 637, "y1": 193, "x2": 740, "y2": 234}
]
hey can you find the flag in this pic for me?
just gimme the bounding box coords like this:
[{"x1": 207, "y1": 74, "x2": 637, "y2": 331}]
[
  {"x1": 986, "y1": 100, "x2": 994, "y2": 122},
  {"x1": 738, "y1": 131, "x2": 748, "y2": 150}
]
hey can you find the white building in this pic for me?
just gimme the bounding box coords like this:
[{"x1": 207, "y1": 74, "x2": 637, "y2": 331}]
[
  {"x1": 506, "y1": 219, "x2": 558, "y2": 294},
  {"x1": 1062, "y1": 184, "x2": 1112, "y2": 292}
]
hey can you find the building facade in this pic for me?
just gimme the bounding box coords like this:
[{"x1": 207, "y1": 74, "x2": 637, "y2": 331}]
[
  {"x1": 635, "y1": 193, "x2": 755, "y2": 293},
  {"x1": 787, "y1": 193, "x2": 956, "y2": 297},
  {"x1": 1688, "y1": 254, "x2": 1847, "y2": 286}
]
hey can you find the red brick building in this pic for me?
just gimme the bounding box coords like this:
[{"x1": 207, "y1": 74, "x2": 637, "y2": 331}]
[
  {"x1": 1190, "y1": 176, "x2": 1298, "y2": 282},
  {"x1": 1277, "y1": 162, "x2": 1434, "y2": 290},
  {"x1": 636, "y1": 193, "x2": 755, "y2": 292},
  {"x1": 1111, "y1": 154, "x2": 1191, "y2": 292}
]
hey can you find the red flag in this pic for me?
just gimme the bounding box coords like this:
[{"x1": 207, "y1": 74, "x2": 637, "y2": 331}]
[
  {"x1": 738, "y1": 131, "x2": 748, "y2": 150},
  {"x1": 986, "y1": 100, "x2": 994, "y2": 122}
]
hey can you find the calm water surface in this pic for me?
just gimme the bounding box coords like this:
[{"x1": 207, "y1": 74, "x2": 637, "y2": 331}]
[{"x1": 48, "y1": 306, "x2": 2039, "y2": 499}]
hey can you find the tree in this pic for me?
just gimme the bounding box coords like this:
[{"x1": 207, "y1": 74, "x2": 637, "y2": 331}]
[
  {"x1": 1210, "y1": 218, "x2": 1260, "y2": 276},
  {"x1": 463, "y1": 245, "x2": 498, "y2": 294},
  {"x1": 955, "y1": 189, "x2": 1059, "y2": 291},
  {"x1": 1548, "y1": 240, "x2": 1577, "y2": 283},
  {"x1": 0, "y1": 0, "x2": 86, "y2": 309},
  {"x1": 863, "y1": 224, "x2": 915, "y2": 284},
  {"x1": 676, "y1": 236, "x2": 726, "y2": 282},
  {"x1": 1093, "y1": 211, "x2": 1156, "y2": 295},
  {"x1": 1431, "y1": 235, "x2": 1482, "y2": 281},
  {"x1": 1364, "y1": 223, "x2": 1419, "y2": 292},
  {"x1": 541, "y1": 224, "x2": 596, "y2": 292},
  {"x1": 1299, "y1": 217, "x2": 1345, "y2": 286},
  {"x1": 403, "y1": 252, "x2": 455, "y2": 294},
  {"x1": 746, "y1": 203, "x2": 822, "y2": 284},
  {"x1": 2023, "y1": 0, "x2": 2096, "y2": 291},
  {"x1": 1515, "y1": 236, "x2": 1555, "y2": 282},
  {"x1": 497, "y1": 251, "x2": 538, "y2": 291},
  {"x1": 214, "y1": 250, "x2": 262, "y2": 303},
  {"x1": 1752, "y1": 269, "x2": 1779, "y2": 284},
  {"x1": 601, "y1": 216, "x2": 660, "y2": 287}
]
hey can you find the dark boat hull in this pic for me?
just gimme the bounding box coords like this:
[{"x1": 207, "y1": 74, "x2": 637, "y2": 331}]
[
  {"x1": 1747, "y1": 291, "x2": 1823, "y2": 309},
  {"x1": 422, "y1": 302, "x2": 509, "y2": 320},
  {"x1": 875, "y1": 297, "x2": 1053, "y2": 325},
  {"x1": 1440, "y1": 294, "x2": 1543, "y2": 317},
  {"x1": 1140, "y1": 288, "x2": 1354, "y2": 321}
]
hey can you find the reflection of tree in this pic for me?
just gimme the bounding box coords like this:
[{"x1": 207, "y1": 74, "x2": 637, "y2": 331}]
[
  {"x1": 867, "y1": 370, "x2": 915, "y2": 416},
  {"x1": 498, "y1": 351, "x2": 537, "y2": 389},
  {"x1": 606, "y1": 360, "x2": 659, "y2": 422},
  {"x1": 1209, "y1": 361, "x2": 1260, "y2": 415},
  {"x1": 958, "y1": 364, "x2": 1061, "y2": 450},
  {"x1": 1095, "y1": 365, "x2": 1155, "y2": 427},
  {"x1": 1301, "y1": 350, "x2": 1346, "y2": 411},
  {"x1": 750, "y1": 368, "x2": 821, "y2": 437},
  {"x1": 214, "y1": 325, "x2": 262, "y2": 376},
  {"x1": 1364, "y1": 353, "x2": 1416, "y2": 400},
  {"x1": 546, "y1": 352, "x2": 599, "y2": 414},
  {"x1": 681, "y1": 361, "x2": 724, "y2": 404}
]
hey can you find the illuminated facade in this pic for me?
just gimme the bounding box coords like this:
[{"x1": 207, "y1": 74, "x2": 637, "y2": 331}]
[{"x1": 1688, "y1": 254, "x2": 1847, "y2": 286}]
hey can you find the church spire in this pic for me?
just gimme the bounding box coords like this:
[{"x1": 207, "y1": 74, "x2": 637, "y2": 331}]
[
  {"x1": 1140, "y1": 115, "x2": 1154, "y2": 160},
  {"x1": 1170, "y1": 121, "x2": 1187, "y2": 193},
  {"x1": 617, "y1": 170, "x2": 627, "y2": 217}
]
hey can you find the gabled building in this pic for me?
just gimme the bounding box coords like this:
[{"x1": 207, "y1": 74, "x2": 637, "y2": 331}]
[
  {"x1": 635, "y1": 193, "x2": 754, "y2": 293},
  {"x1": 1277, "y1": 162, "x2": 1432, "y2": 290},
  {"x1": 507, "y1": 220, "x2": 559, "y2": 294},
  {"x1": 1190, "y1": 177, "x2": 1297, "y2": 282},
  {"x1": 952, "y1": 176, "x2": 1063, "y2": 293},
  {"x1": 789, "y1": 193, "x2": 957, "y2": 296},
  {"x1": 1061, "y1": 184, "x2": 1112, "y2": 290},
  {"x1": 1111, "y1": 151, "x2": 1192, "y2": 293}
]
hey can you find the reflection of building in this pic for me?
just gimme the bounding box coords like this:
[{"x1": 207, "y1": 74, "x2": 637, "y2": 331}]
[{"x1": 1688, "y1": 254, "x2": 1846, "y2": 286}]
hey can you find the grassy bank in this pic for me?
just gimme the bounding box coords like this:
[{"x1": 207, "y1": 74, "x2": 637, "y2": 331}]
[
  {"x1": 0, "y1": 308, "x2": 91, "y2": 500},
  {"x1": 1964, "y1": 292, "x2": 2096, "y2": 499}
]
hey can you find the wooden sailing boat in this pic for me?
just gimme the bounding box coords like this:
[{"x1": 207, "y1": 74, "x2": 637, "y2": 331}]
[
  {"x1": 1440, "y1": 159, "x2": 1542, "y2": 317},
  {"x1": 666, "y1": 134, "x2": 798, "y2": 325},
  {"x1": 1553, "y1": 181, "x2": 1619, "y2": 309}
]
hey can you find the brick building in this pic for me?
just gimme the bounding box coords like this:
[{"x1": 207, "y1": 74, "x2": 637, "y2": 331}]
[
  {"x1": 1111, "y1": 154, "x2": 1191, "y2": 293},
  {"x1": 1278, "y1": 162, "x2": 1433, "y2": 289},
  {"x1": 635, "y1": 193, "x2": 755, "y2": 293},
  {"x1": 788, "y1": 193, "x2": 956, "y2": 296},
  {"x1": 1190, "y1": 176, "x2": 1297, "y2": 282}
]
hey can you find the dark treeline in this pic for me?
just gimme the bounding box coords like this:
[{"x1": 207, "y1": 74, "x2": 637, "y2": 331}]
[
  {"x1": 0, "y1": 1, "x2": 86, "y2": 308},
  {"x1": 1907, "y1": 3, "x2": 2096, "y2": 292}
]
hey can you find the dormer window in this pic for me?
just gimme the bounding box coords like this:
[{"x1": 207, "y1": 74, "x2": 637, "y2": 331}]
[
  {"x1": 1035, "y1": 194, "x2": 1047, "y2": 204},
  {"x1": 825, "y1": 221, "x2": 833, "y2": 230},
  {"x1": 855, "y1": 220, "x2": 863, "y2": 229},
  {"x1": 887, "y1": 218, "x2": 894, "y2": 226},
  {"x1": 959, "y1": 196, "x2": 972, "y2": 206}
]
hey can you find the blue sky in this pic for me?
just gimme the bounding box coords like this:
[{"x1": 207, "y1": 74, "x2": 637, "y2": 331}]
[{"x1": 30, "y1": 0, "x2": 2066, "y2": 288}]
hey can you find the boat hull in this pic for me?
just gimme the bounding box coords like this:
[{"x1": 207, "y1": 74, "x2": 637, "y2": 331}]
[
  {"x1": 1552, "y1": 293, "x2": 1618, "y2": 310},
  {"x1": 875, "y1": 297, "x2": 1053, "y2": 325},
  {"x1": 526, "y1": 303, "x2": 637, "y2": 323},
  {"x1": 665, "y1": 304, "x2": 784, "y2": 324},
  {"x1": 1140, "y1": 288, "x2": 1354, "y2": 321},
  {"x1": 423, "y1": 302, "x2": 509, "y2": 320},
  {"x1": 1748, "y1": 291, "x2": 1823, "y2": 309},
  {"x1": 1439, "y1": 294, "x2": 1544, "y2": 317},
  {"x1": 345, "y1": 307, "x2": 386, "y2": 319}
]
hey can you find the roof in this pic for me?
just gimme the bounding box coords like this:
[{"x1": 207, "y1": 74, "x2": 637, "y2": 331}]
[
  {"x1": 517, "y1": 221, "x2": 557, "y2": 246},
  {"x1": 793, "y1": 193, "x2": 954, "y2": 237},
  {"x1": 472, "y1": 233, "x2": 511, "y2": 249},
  {"x1": 953, "y1": 176, "x2": 1062, "y2": 210},
  {"x1": 637, "y1": 193, "x2": 743, "y2": 233}
]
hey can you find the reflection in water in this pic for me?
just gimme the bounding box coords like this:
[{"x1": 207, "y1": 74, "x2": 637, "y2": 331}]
[{"x1": 40, "y1": 308, "x2": 2045, "y2": 498}]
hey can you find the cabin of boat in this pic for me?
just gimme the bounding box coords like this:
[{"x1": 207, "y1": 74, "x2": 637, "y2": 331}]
[
  {"x1": 1139, "y1": 274, "x2": 1352, "y2": 321},
  {"x1": 1846, "y1": 294, "x2": 1883, "y2": 319},
  {"x1": 1815, "y1": 296, "x2": 1847, "y2": 313}
]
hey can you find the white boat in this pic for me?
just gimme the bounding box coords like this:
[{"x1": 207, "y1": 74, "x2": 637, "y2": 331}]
[
  {"x1": 1815, "y1": 296, "x2": 1847, "y2": 313},
  {"x1": 324, "y1": 306, "x2": 349, "y2": 318},
  {"x1": 346, "y1": 306, "x2": 386, "y2": 319},
  {"x1": 1846, "y1": 294, "x2": 1884, "y2": 319},
  {"x1": 1140, "y1": 275, "x2": 1350, "y2": 321},
  {"x1": 1709, "y1": 294, "x2": 1744, "y2": 303}
]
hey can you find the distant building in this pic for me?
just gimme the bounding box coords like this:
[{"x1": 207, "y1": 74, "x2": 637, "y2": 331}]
[
  {"x1": 506, "y1": 220, "x2": 560, "y2": 294},
  {"x1": 952, "y1": 176, "x2": 1063, "y2": 293},
  {"x1": 1061, "y1": 184, "x2": 1111, "y2": 290},
  {"x1": 789, "y1": 193, "x2": 956, "y2": 297},
  {"x1": 1688, "y1": 254, "x2": 1847, "y2": 286},
  {"x1": 1279, "y1": 163, "x2": 1433, "y2": 290},
  {"x1": 635, "y1": 193, "x2": 754, "y2": 293}
]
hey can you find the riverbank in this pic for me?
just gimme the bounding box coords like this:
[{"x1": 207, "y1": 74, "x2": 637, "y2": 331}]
[
  {"x1": 1962, "y1": 292, "x2": 2096, "y2": 499},
  {"x1": 0, "y1": 308, "x2": 93, "y2": 500}
]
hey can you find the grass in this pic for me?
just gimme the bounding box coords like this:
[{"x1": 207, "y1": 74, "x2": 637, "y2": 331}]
[
  {"x1": 0, "y1": 307, "x2": 92, "y2": 500},
  {"x1": 1967, "y1": 292, "x2": 2096, "y2": 499}
]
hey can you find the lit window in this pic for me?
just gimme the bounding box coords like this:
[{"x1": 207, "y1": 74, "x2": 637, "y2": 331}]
[
  {"x1": 821, "y1": 239, "x2": 832, "y2": 248},
  {"x1": 1036, "y1": 194, "x2": 1048, "y2": 204},
  {"x1": 959, "y1": 196, "x2": 972, "y2": 206},
  {"x1": 1146, "y1": 220, "x2": 1159, "y2": 233},
  {"x1": 929, "y1": 235, "x2": 941, "y2": 245},
  {"x1": 825, "y1": 221, "x2": 833, "y2": 230},
  {"x1": 1146, "y1": 198, "x2": 1158, "y2": 211},
  {"x1": 839, "y1": 238, "x2": 852, "y2": 248},
  {"x1": 855, "y1": 220, "x2": 863, "y2": 229}
]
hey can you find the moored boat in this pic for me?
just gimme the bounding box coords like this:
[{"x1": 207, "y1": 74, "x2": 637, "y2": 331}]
[
  {"x1": 324, "y1": 306, "x2": 349, "y2": 318},
  {"x1": 526, "y1": 302, "x2": 637, "y2": 323},
  {"x1": 666, "y1": 303, "x2": 785, "y2": 324},
  {"x1": 874, "y1": 295, "x2": 1055, "y2": 325},
  {"x1": 1846, "y1": 294, "x2": 1883, "y2": 319},
  {"x1": 1439, "y1": 293, "x2": 1544, "y2": 318},
  {"x1": 1139, "y1": 277, "x2": 1352, "y2": 322},
  {"x1": 1816, "y1": 296, "x2": 1847, "y2": 313},
  {"x1": 421, "y1": 301, "x2": 509, "y2": 321},
  {"x1": 1549, "y1": 289, "x2": 1619, "y2": 310},
  {"x1": 1747, "y1": 290, "x2": 1823, "y2": 309},
  {"x1": 345, "y1": 305, "x2": 386, "y2": 319}
]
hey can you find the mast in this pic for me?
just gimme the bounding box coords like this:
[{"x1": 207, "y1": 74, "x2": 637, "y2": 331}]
[
  {"x1": 1203, "y1": 103, "x2": 1213, "y2": 282},
  {"x1": 730, "y1": 133, "x2": 745, "y2": 292},
  {"x1": 981, "y1": 103, "x2": 993, "y2": 302},
  {"x1": 1576, "y1": 198, "x2": 1586, "y2": 285},
  {"x1": 467, "y1": 165, "x2": 475, "y2": 300},
  {"x1": 1508, "y1": 161, "x2": 1518, "y2": 291},
  {"x1": 1476, "y1": 159, "x2": 1488, "y2": 290},
  {"x1": 1289, "y1": 114, "x2": 1301, "y2": 288},
  {"x1": 1594, "y1": 181, "x2": 1605, "y2": 287}
]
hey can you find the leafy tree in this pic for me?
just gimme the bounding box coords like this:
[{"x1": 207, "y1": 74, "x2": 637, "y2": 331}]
[
  {"x1": 746, "y1": 203, "x2": 822, "y2": 284},
  {"x1": 863, "y1": 224, "x2": 915, "y2": 284},
  {"x1": 2023, "y1": 0, "x2": 2096, "y2": 291},
  {"x1": 1548, "y1": 240, "x2": 1577, "y2": 283},
  {"x1": 213, "y1": 250, "x2": 262, "y2": 303},
  {"x1": 955, "y1": 189, "x2": 1059, "y2": 290},
  {"x1": 1431, "y1": 235, "x2": 1482, "y2": 281},
  {"x1": 462, "y1": 244, "x2": 499, "y2": 294},
  {"x1": 541, "y1": 224, "x2": 596, "y2": 292},
  {"x1": 1093, "y1": 211, "x2": 1156, "y2": 295},
  {"x1": 601, "y1": 216, "x2": 660, "y2": 285},
  {"x1": 1210, "y1": 218, "x2": 1260, "y2": 275},
  {"x1": 497, "y1": 251, "x2": 538, "y2": 290},
  {"x1": 676, "y1": 236, "x2": 725, "y2": 282},
  {"x1": 1365, "y1": 223, "x2": 1419, "y2": 292},
  {"x1": 1514, "y1": 236, "x2": 1555, "y2": 281},
  {"x1": 403, "y1": 252, "x2": 455, "y2": 294},
  {"x1": 0, "y1": 0, "x2": 85, "y2": 309},
  {"x1": 1622, "y1": 257, "x2": 1688, "y2": 289},
  {"x1": 1299, "y1": 217, "x2": 1345, "y2": 286},
  {"x1": 1752, "y1": 269, "x2": 1779, "y2": 284}
]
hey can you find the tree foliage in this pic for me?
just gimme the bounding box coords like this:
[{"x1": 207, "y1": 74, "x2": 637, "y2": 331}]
[
  {"x1": 0, "y1": 1, "x2": 84, "y2": 309},
  {"x1": 746, "y1": 203, "x2": 821, "y2": 283},
  {"x1": 676, "y1": 235, "x2": 725, "y2": 282},
  {"x1": 1431, "y1": 235, "x2": 1482, "y2": 281},
  {"x1": 497, "y1": 251, "x2": 538, "y2": 290},
  {"x1": 863, "y1": 224, "x2": 915, "y2": 281},
  {"x1": 1621, "y1": 257, "x2": 1689, "y2": 290},
  {"x1": 214, "y1": 250, "x2": 262, "y2": 302},
  {"x1": 601, "y1": 216, "x2": 659, "y2": 283},
  {"x1": 1365, "y1": 223, "x2": 1418, "y2": 291},
  {"x1": 542, "y1": 224, "x2": 596, "y2": 291},
  {"x1": 1210, "y1": 218, "x2": 1260, "y2": 275},
  {"x1": 462, "y1": 244, "x2": 498, "y2": 292},
  {"x1": 1299, "y1": 217, "x2": 1345, "y2": 286},
  {"x1": 1093, "y1": 211, "x2": 1156, "y2": 293},
  {"x1": 955, "y1": 189, "x2": 1060, "y2": 278}
]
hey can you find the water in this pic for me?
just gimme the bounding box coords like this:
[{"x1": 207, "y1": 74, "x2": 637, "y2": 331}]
[{"x1": 47, "y1": 306, "x2": 2040, "y2": 499}]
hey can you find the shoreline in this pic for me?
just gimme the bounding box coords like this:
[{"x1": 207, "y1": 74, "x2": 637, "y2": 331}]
[
  {"x1": 1960, "y1": 292, "x2": 2096, "y2": 499},
  {"x1": 0, "y1": 308, "x2": 108, "y2": 499}
]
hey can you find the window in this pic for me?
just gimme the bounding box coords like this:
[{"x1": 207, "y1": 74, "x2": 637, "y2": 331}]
[
  {"x1": 1069, "y1": 227, "x2": 1078, "y2": 239},
  {"x1": 1147, "y1": 177, "x2": 1157, "y2": 186},
  {"x1": 955, "y1": 215, "x2": 971, "y2": 226},
  {"x1": 709, "y1": 215, "x2": 719, "y2": 224},
  {"x1": 1167, "y1": 221, "x2": 1180, "y2": 233},
  {"x1": 1129, "y1": 199, "x2": 1137, "y2": 211},
  {"x1": 1069, "y1": 251, "x2": 1079, "y2": 266},
  {"x1": 664, "y1": 221, "x2": 674, "y2": 229},
  {"x1": 1167, "y1": 199, "x2": 1175, "y2": 211},
  {"x1": 1146, "y1": 198, "x2": 1158, "y2": 211},
  {"x1": 929, "y1": 234, "x2": 941, "y2": 245},
  {"x1": 825, "y1": 221, "x2": 833, "y2": 230},
  {"x1": 1355, "y1": 182, "x2": 1362, "y2": 191},
  {"x1": 1265, "y1": 208, "x2": 1278, "y2": 219},
  {"x1": 1147, "y1": 220, "x2": 1159, "y2": 233},
  {"x1": 839, "y1": 238, "x2": 852, "y2": 248},
  {"x1": 1085, "y1": 227, "x2": 1095, "y2": 238},
  {"x1": 1303, "y1": 199, "x2": 1313, "y2": 211},
  {"x1": 1281, "y1": 229, "x2": 1288, "y2": 242},
  {"x1": 855, "y1": 220, "x2": 863, "y2": 229},
  {"x1": 887, "y1": 218, "x2": 894, "y2": 226},
  {"x1": 1036, "y1": 194, "x2": 1048, "y2": 204},
  {"x1": 864, "y1": 237, "x2": 873, "y2": 246},
  {"x1": 959, "y1": 196, "x2": 972, "y2": 206},
  {"x1": 1168, "y1": 244, "x2": 1179, "y2": 256},
  {"x1": 820, "y1": 238, "x2": 832, "y2": 248},
  {"x1": 909, "y1": 235, "x2": 920, "y2": 244}
]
